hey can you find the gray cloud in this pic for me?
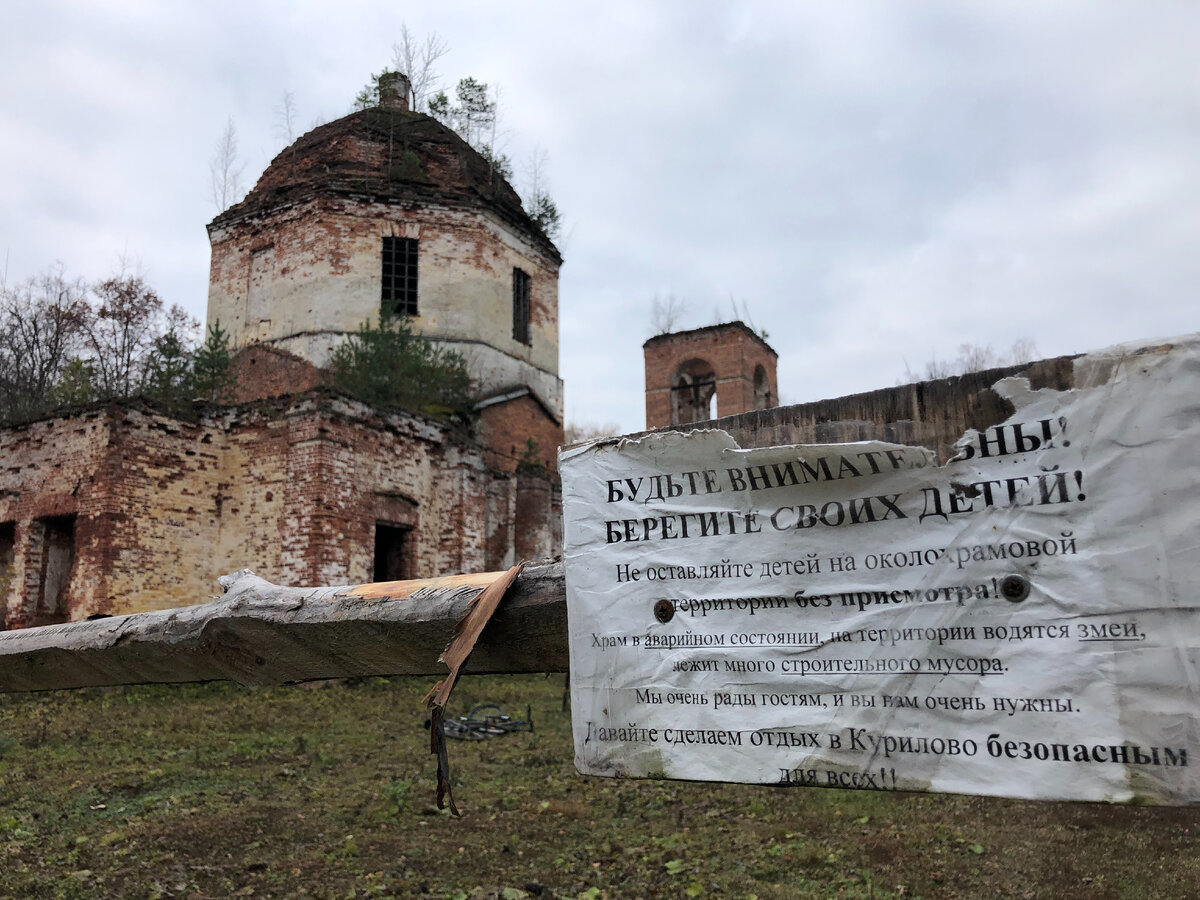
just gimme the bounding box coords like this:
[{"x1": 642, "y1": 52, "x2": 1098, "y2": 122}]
[{"x1": 4, "y1": 1, "x2": 1198, "y2": 434}]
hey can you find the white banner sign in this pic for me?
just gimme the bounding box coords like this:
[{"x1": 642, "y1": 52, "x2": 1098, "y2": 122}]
[{"x1": 560, "y1": 337, "x2": 1200, "y2": 804}]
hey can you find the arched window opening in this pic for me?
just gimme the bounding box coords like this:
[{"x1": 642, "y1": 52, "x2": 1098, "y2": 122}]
[
  {"x1": 753, "y1": 364, "x2": 772, "y2": 410},
  {"x1": 671, "y1": 358, "x2": 716, "y2": 425}
]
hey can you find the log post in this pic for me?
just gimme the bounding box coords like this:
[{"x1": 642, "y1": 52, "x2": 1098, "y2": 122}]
[{"x1": 0, "y1": 563, "x2": 567, "y2": 693}]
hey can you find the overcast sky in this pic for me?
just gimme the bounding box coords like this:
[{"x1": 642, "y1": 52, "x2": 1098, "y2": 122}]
[{"x1": 3, "y1": 1, "x2": 1198, "y2": 434}]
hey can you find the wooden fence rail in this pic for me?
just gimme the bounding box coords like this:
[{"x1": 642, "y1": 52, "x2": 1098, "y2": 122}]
[{"x1": 0, "y1": 563, "x2": 567, "y2": 694}]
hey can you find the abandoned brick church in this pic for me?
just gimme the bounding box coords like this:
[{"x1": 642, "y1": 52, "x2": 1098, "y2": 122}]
[{"x1": 0, "y1": 73, "x2": 564, "y2": 627}]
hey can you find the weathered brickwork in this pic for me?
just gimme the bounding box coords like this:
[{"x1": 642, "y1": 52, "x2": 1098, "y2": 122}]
[
  {"x1": 0, "y1": 394, "x2": 558, "y2": 626},
  {"x1": 209, "y1": 198, "x2": 561, "y2": 410},
  {"x1": 228, "y1": 344, "x2": 325, "y2": 403},
  {"x1": 0, "y1": 411, "x2": 114, "y2": 626},
  {"x1": 643, "y1": 355, "x2": 1079, "y2": 465},
  {"x1": 208, "y1": 104, "x2": 563, "y2": 417},
  {"x1": 476, "y1": 392, "x2": 564, "y2": 474},
  {"x1": 1, "y1": 87, "x2": 569, "y2": 628},
  {"x1": 644, "y1": 322, "x2": 779, "y2": 428}
]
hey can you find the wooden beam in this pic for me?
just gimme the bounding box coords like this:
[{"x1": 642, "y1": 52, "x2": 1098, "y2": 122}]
[{"x1": 0, "y1": 563, "x2": 567, "y2": 693}]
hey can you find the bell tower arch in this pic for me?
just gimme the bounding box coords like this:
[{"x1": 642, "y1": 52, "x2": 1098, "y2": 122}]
[{"x1": 643, "y1": 322, "x2": 778, "y2": 430}]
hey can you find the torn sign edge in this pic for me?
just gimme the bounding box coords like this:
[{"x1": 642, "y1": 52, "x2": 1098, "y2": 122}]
[
  {"x1": 559, "y1": 332, "x2": 1195, "y2": 499},
  {"x1": 557, "y1": 333, "x2": 1200, "y2": 801},
  {"x1": 559, "y1": 333, "x2": 1191, "y2": 466}
]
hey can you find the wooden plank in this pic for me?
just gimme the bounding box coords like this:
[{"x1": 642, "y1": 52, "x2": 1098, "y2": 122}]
[{"x1": 0, "y1": 562, "x2": 567, "y2": 693}]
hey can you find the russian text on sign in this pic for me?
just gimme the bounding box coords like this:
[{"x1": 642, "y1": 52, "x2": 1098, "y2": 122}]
[{"x1": 562, "y1": 336, "x2": 1200, "y2": 804}]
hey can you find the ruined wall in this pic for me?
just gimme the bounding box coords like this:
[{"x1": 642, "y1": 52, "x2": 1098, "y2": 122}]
[
  {"x1": 208, "y1": 197, "x2": 562, "y2": 412},
  {"x1": 0, "y1": 405, "x2": 267, "y2": 621},
  {"x1": 228, "y1": 344, "x2": 325, "y2": 403},
  {"x1": 644, "y1": 323, "x2": 779, "y2": 429},
  {"x1": 93, "y1": 409, "x2": 231, "y2": 615},
  {"x1": 647, "y1": 355, "x2": 1079, "y2": 463},
  {"x1": 0, "y1": 410, "x2": 114, "y2": 626},
  {"x1": 0, "y1": 393, "x2": 561, "y2": 626},
  {"x1": 271, "y1": 395, "x2": 488, "y2": 584},
  {"x1": 476, "y1": 393, "x2": 564, "y2": 474}
]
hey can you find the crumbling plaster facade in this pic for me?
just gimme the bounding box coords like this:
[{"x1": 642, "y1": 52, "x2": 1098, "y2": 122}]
[
  {"x1": 1, "y1": 75, "x2": 570, "y2": 628},
  {"x1": 207, "y1": 197, "x2": 562, "y2": 414},
  {"x1": 207, "y1": 81, "x2": 564, "y2": 419},
  {"x1": 0, "y1": 394, "x2": 557, "y2": 628}
]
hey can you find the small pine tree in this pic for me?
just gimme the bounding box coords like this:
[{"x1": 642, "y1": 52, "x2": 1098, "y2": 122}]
[
  {"x1": 144, "y1": 328, "x2": 194, "y2": 407},
  {"x1": 330, "y1": 315, "x2": 473, "y2": 418},
  {"x1": 449, "y1": 77, "x2": 495, "y2": 147},
  {"x1": 354, "y1": 72, "x2": 384, "y2": 111},
  {"x1": 192, "y1": 321, "x2": 234, "y2": 403},
  {"x1": 48, "y1": 358, "x2": 96, "y2": 409},
  {"x1": 527, "y1": 191, "x2": 562, "y2": 241},
  {"x1": 478, "y1": 144, "x2": 514, "y2": 181},
  {"x1": 427, "y1": 90, "x2": 450, "y2": 120}
]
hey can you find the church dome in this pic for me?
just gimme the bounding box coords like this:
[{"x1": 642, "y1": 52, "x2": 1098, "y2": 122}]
[{"x1": 210, "y1": 105, "x2": 559, "y2": 261}]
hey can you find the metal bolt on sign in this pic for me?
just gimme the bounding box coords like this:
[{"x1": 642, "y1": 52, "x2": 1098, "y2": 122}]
[{"x1": 1000, "y1": 574, "x2": 1031, "y2": 603}]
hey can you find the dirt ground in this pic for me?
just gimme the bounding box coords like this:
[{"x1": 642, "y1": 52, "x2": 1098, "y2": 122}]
[{"x1": 0, "y1": 675, "x2": 1195, "y2": 899}]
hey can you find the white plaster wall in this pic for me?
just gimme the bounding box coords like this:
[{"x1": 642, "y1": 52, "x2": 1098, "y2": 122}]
[{"x1": 207, "y1": 198, "x2": 560, "y2": 401}]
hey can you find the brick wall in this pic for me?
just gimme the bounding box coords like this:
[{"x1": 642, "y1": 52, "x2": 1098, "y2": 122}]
[
  {"x1": 476, "y1": 392, "x2": 564, "y2": 474},
  {"x1": 0, "y1": 350, "x2": 1076, "y2": 627},
  {"x1": 0, "y1": 409, "x2": 116, "y2": 625},
  {"x1": 640, "y1": 355, "x2": 1079, "y2": 464},
  {"x1": 514, "y1": 472, "x2": 553, "y2": 563},
  {"x1": 644, "y1": 322, "x2": 778, "y2": 429},
  {"x1": 0, "y1": 392, "x2": 560, "y2": 626},
  {"x1": 228, "y1": 344, "x2": 325, "y2": 402}
]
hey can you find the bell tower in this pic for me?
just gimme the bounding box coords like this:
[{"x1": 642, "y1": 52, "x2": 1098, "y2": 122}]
[{"x1": 643, "y1": 322, "x2": 778, "y2": 429}]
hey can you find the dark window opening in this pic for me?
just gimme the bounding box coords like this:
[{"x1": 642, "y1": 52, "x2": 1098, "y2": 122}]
[
  {"x1": 381, "y1": 237, "x2": 419, "y2": 317},
  {"x1": 754, "y1": 365, "x2": 772, "y2": 410},
  {"x1": 34, "y1": 515, "x2": 75, "y2": 627},
  {"x1": 512, "y1": 267, "x2": 531, "y2": 345},
  {"x1": 247, "y1": 244, "x2": 275, "y2": 324},
  {"x1": 671, "y1": 358, "x2": 717, "y2": 425},
  {"x1": 373, "y1": 522, "x2": 414, "y2": 583},
  {"x1": 0, "y1": 522, "x2": 14, "y2": 630}
]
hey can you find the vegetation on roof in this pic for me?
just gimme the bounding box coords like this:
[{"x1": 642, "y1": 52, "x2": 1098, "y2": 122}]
[{"x1": 329, "y1": 314, "x2": 474, "y2": 421}]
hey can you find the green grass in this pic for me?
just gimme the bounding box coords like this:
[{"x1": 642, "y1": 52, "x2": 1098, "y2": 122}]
[{"x1": 0, "y1": 676, "x2": 1195, "y2": 899}]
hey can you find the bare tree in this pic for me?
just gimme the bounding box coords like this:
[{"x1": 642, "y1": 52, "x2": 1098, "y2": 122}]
[
  {"x1": 0, "y1": 266, "x2": 91, "y2": 422},
  {"x1": 391, "y1": 25, "x2": 448, "y2": 111},
  {"x1": 524, "y1": 147, "x2": 550, "y2": 206},
  {"x1": 209, "y1": 116, "x2": 245, "y2": 212},
  {"x1": 725, "y1": 296, "x2": 768, "y2": 340},
  {"x1": 1008, "y1": 337, "x2": 1038, "y2": 365},
  {"x1": 85, "y1": 275, "x2": 164, "y2": 398},
  {"x1": 0, "y1": 262, "x2": 210, "y2": 420},
  {"x1": 523, "y1": 147, "x2": 562, "y2": 240},
  {"x1": 650, "y1": 293, "x2": 689, "y2": 335},
  {"x1": 84, "y1": 273, "x2": 197, "y2": 400},
  {"x1": 274, "y1": 90, "x2": 298, "y2": 145},
  {"x1": 901, "y1": 339, "x2": 1041, "y2": 383},
  {"x1": 484, "y1": 83, "x2": 511, "y2": 181}
]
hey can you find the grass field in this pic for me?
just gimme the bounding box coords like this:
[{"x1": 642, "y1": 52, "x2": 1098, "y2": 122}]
[{"x1": 0, "y1": 674, "x2": 1195, "y2": 899}]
